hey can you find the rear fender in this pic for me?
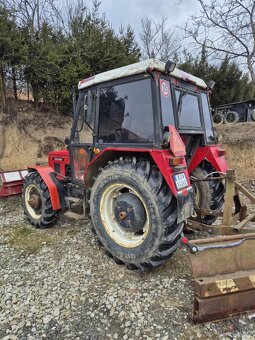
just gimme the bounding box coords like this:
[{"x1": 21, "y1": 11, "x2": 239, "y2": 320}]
[
  {"x1": 84, "y1": 148, "x2": 191, "y2": 197},
  {"x1": 188, "y1": 145, "x2": 228, "y2": 174},
  {"x1": 27, "y1": 166, "x2": 65, "y2": 210}
]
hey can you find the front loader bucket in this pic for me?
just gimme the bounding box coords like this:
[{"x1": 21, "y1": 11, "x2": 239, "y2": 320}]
[
  {"x1": 0, "y1": 170, "x2": 28, "y2": 197},
  {"x1": 187, "y1": 233, "x2": 255, "y2": 323}
]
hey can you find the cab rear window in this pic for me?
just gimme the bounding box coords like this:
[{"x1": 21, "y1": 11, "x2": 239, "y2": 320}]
[{"x1": 175, "y1": 90, "x2": 202, "y2": 129}]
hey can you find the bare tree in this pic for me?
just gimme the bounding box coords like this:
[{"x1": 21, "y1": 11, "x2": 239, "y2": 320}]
[
  {"x1": 139, "y1": 16, "x2": 180, "y2": 62},
  {"x1": 3, "y1": 0, "x2": 61, "y2": 35},
  {"x1": 184, "y1": 0, "x2": 255, "y2": 82}
]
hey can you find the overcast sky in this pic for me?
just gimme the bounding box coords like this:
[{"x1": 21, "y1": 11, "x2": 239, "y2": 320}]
[{"x1": 99, "y1": 0, "x2": 200, "y2": 38}]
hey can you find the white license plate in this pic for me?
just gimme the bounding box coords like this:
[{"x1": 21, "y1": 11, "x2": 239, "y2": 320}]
[{"x1": 173, "y1": 173, "x2": 188, "y2": 190}]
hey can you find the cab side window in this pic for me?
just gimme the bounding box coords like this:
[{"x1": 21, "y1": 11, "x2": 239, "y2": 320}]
[{"x1": 98, "y1": 79, "x2": 155, "y2": 144}]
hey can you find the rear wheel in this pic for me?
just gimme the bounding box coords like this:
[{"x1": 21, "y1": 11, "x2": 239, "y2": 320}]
[
  {"x1": 191, "y1": 164, "x2": 224, "y2": 225},
  {"x1": 22, "y1": 172, "x2": 58, "y2": 228},
  {"x1": 90, "y1": 158, "x2": 183, "y2": 271}
]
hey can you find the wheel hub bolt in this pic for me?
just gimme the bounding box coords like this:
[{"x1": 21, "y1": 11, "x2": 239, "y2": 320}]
[{"x1": 119, "y1": 211, "x2": 127, "y2": 220}]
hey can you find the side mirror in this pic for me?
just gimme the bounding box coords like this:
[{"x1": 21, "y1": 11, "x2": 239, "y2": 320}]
[{"x1": 84, "y1": 91, "x2": 94, "y2": 126}]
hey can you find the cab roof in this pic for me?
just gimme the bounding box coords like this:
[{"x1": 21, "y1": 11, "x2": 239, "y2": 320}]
[{"x1": 78, "y1": 58, "x2": 207, "y2": 90}]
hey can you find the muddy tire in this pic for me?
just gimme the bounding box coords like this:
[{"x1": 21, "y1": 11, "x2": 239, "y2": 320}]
[
  {"x1": 22, "y1": 172, "x2": 58, "y2": 228},
  {"x1": 90, "y1": 158, "x2": 183, "y2": 271},
  {"x1": 191, "y1": 165, "x2": 224, "y2": 225}
]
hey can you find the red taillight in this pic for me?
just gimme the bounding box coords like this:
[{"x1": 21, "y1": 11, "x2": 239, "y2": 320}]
[{"x1": 168, "y1": 125, "x2": 186, "y2": 157}]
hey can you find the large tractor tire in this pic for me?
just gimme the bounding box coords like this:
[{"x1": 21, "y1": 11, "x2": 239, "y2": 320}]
[
  {"x1": 22, "y1": 172, "x2": 58, "y2": 228},
  {"x1": 191, "y1": 164, "x2": 224, "y2": 225},
  {"x1": 90, "y1": 158, "x2": 183, "y2": 271}
]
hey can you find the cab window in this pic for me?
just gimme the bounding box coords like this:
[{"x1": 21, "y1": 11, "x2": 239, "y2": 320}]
[
  {"x1": 98, "y1": 79, "x2": 154, "y2": 144},
  {"x1": 175, "y1": 89, "x2": 202, "y2": 129}
]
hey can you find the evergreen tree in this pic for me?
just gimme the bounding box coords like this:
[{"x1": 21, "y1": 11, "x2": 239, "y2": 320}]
[{"x1": 180, "y1": 53, "x2": 254, "y2": 107}]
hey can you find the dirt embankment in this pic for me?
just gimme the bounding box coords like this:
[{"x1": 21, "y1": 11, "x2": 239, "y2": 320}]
[
  {"x1": 0, "y1": 102, "x2": 72, "y2": 171},
  {"x1": 215, "y1": 122, "x2": 255, "y2": 179},
  {"x1": 1, "y1": 101, "x2": 255, "y2": 179}
]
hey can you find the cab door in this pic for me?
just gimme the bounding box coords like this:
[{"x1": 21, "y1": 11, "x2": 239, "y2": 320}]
[{"x1": 69, "y1": 89, "x2": 96, "y2": 182}]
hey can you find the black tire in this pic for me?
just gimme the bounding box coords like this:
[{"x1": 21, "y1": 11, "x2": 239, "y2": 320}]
[
  {"x1": 191, "y1": 164, "x2": 224, "y2": 225},
  {"x1": 251, "y1": 109, "x2": 255, "y2": 121},
  {"x1": 224, "y1": 111, "x2": 239, "y2": 124},
  {"x1": 90, "y1": 158, "x2": 183, "y2": 271},
  {"x1": 213, "y1": 113, "x2": 224, "y2": 125},
  {"x1": 22, "y1": 172, "x2": 58, "y2": 228}
]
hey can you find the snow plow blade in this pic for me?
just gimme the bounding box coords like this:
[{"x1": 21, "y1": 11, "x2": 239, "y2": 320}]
[
  {"x1": 187, "y1": 233, "x2": 255, "y2": 323},
  {"x1": 0, "y1": 170, "x2": 28, "y2": 197}
]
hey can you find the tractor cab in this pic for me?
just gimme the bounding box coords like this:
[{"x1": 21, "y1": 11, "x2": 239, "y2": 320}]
[{"x1": 69, "y1": 59, "x2": 218, "y2": 181}]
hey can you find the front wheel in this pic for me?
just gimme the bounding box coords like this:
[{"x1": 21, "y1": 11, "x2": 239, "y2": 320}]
[
  {"x1": 90, "y1": 158, "x2": 183, "y2": 271},
  {"x1": 22, "y1": 172, "x2": 58, "y2": 228}
]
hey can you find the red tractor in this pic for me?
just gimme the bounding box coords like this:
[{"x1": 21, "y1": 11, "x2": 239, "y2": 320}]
[{"x1": 22, "y1": 59, "x2": 227, "y2": 271}]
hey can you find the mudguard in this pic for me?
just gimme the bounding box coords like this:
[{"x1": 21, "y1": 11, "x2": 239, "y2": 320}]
[
  {"x1": 188, "y1": 145, "x2": 228, "y2": 174},
  {"x1": 27, "y1": 166, "x2": 65, "y2": 210},
  {"x1": 84, "y1": 148, "x2": 191, "y2": 197}
]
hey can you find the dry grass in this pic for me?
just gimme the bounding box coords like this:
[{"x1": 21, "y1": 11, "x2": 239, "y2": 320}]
[{"x1": 7, "y1": 225, "x2": 60, "y2": 254}]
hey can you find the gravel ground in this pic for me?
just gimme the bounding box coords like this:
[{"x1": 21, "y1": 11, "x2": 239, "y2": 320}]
[{"x1": 1, "y1": 196, "x2": 255, "y2": 340}]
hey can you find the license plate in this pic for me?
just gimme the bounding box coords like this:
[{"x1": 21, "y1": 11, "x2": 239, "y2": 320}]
[{"x1": 173, "y1": 173, "x2": 188, "y2": 190}]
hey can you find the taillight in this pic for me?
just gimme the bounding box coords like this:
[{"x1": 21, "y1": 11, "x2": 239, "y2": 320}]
[{"x1": 169, "y1": 157, "x2": 183, "y2": 166}]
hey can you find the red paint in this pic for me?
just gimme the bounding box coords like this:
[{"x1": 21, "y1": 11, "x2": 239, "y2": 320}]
[
  {"x1": 182, "y1": 188, "x2": 188, "y2": 196},
  {"x1": 79, "y1": 75, "x2": 95, "y2": 85},
  {"x1": 169, "y1": 125, "x2": 186, "y2": 157},
  {"x1": 160, "y1": 79, "x2": 170, "y2": 97},
  {"x1": 0, "y1": 179, "x2": 24, "y2": 197},
  {"x1": 83, "y1": 147, "x2": 191, "y2": 197},
  {"x1": 188, "y1": 145, "x2": 228, "y2": 174},
  {"x1": 181, "y1": 236, "x2": 189, "y2": 245},
  {"x1": 0, "y1": 170, "x2": 27, "y2": 197},
  {"x1": 48, "y1": 149, "x2": 70, "y2": 177},
  {"x1": 27, "y1": 166, "x2": 61, "y2": 210},
  {"x1": 150, "y1": 150, "x2": 190, "y2": 197}
]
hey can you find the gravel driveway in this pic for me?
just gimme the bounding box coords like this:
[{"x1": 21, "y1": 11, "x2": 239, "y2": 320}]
[{"x1": 1, "y1": 196, "x2": 255, "y2": 340}]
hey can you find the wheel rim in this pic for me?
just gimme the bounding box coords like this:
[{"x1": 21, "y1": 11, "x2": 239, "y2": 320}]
[
  {"x1": 25, "y1": 184, "x2": 43, "y2": 220},
  {"x1": 100, "y1": 183, "x2": 150, "y2": 248}
]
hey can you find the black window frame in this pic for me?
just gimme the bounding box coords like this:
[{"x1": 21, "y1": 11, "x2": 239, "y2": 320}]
[
  {"x1": 200, "y1": 91, "x2": 216, "y2": 144},
  {"x1": 173, "y1": 85, "x2": 204, "y2": 132},
  {"x1": 158, "y1": 75, "x2": 177, "y2": 132},
  {"x1": 94, "y1": 74, "x2": 161, "y2": 149}
]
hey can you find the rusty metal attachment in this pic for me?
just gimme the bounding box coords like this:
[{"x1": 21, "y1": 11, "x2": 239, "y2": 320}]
[
  {"x1": 184, "y1": 169, "x2": 255, "y2": 322},
  {"x1": 186, "y1": 234, "x2": 255, "y2": 323}
]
